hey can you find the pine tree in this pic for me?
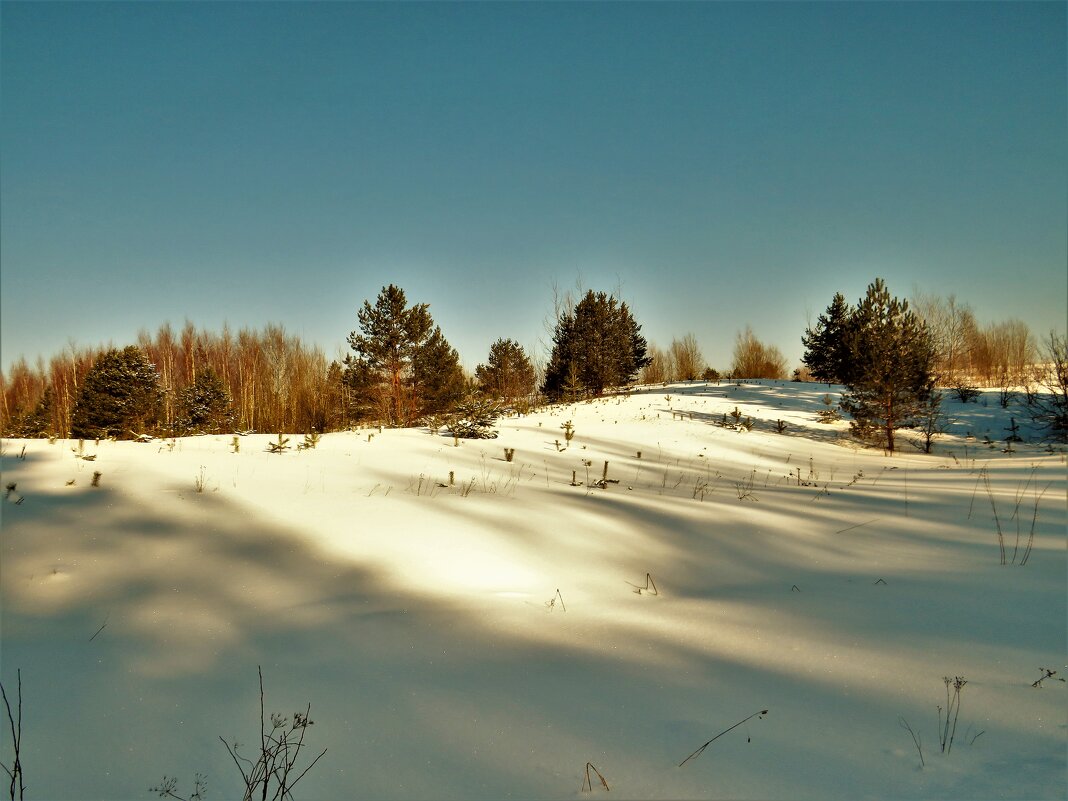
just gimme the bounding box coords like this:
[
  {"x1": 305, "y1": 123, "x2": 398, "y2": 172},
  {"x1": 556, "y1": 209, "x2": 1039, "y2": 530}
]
[
  {"x1": 475, "y1": 339, "x2": 536, "y2": 403},
  {"x1": 448, "y1": 396, "x2": 503, "y2": 439},
  {"x1": 839, "y1": 279, "x2": 935, "y2": 453},
  {"x1": 71, "y1": 346, "x2": 164, "y2": 439},
  {"x1": 343, "y1": 285, "x2": 463, "y2": 426},
  {"x1": 802, "y1": 292, "x2": 854, "y2": 384},
  {"x1": 542, "y1": 290, "x2": 649, "y2": 400}
]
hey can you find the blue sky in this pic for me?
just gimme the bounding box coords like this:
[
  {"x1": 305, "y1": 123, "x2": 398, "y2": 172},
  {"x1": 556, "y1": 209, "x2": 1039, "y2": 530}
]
[{"x1": 2, "y1": 1, "x2": 1065, "y2": 375}]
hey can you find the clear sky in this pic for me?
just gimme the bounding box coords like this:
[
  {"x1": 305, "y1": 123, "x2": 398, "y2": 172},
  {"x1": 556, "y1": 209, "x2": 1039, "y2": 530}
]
[{"x1": 2, "y1": 1, "x2": 1065, "y2": 375}]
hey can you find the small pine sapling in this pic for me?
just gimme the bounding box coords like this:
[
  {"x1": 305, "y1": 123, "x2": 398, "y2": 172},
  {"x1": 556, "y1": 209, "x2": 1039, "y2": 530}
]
[
  {"x1": 449, "y1": 397, "x2": 503, "y2": 439},
  {"x1": 298, "y1": 431, "x2": 322, "y2": 451},
  {"x1": 561, "y1": 420, "x2": 575, "y2": 446},
  {"x1": 1004, "y1": 417, "x2": 1022, "y2": 443},
  {"x1": 4, "y1": 483, "x2": 23, "y2": 505},
  {"x1": 816, "y1": 394, "x2": 841, "y2": 423},
  {"x1": 267, "y1": 433, "x2": 290, "y2": 454}
]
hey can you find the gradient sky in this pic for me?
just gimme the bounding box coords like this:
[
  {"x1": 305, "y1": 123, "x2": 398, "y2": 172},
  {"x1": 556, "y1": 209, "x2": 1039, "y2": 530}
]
[{"x1": 2, "y1": 1, "x2": 1065, "y2": 376}]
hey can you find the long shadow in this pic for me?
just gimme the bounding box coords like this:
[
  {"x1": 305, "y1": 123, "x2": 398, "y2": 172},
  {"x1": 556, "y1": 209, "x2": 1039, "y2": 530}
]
[{"x1": 2, "y1": 438, "x2": 1064, "y2": 800}]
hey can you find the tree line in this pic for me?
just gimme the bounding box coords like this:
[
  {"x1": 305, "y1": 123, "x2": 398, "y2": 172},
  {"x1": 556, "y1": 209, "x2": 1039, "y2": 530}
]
[
  {"x1": 1, "y1": 281, "x2": 1064, "y2": 445},
  {"x1": 1, "y1": 323, "x2": 341, "y2": 439}
]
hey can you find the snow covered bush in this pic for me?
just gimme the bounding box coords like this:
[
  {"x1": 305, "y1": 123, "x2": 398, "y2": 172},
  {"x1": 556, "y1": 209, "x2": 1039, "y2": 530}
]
[{"x1": 176, "y1": 368, "x2": 234, "y2": 434}]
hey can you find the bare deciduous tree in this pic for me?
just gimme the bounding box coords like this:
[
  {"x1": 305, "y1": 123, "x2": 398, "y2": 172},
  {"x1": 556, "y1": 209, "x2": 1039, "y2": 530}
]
[
  {"x1": 911, "y1": 292, "x2": 977, "y2": 384},
  {"x1": 640, "y1": 344, "x2": 671, "y2": 384},
  {"x1": 670, "y1": 333, "x2": 706, "y2": 381},
  {"x1": 731, "y1": 326, "x2": 787, "y2": 379},
  {"x1": 1029, "y1": 331, "x2": 1068, "y2": 442}
]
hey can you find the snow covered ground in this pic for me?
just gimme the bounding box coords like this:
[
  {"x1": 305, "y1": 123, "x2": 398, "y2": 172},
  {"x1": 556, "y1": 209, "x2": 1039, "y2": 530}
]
[{"x1": 2, "y1": 381, "x2": 1065, "y2": 800}]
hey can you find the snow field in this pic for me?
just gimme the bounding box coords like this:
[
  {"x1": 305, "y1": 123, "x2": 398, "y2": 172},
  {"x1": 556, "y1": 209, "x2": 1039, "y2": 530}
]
[{"x1": 1, "y1": 382, "x2": 1064, "y2": 800}]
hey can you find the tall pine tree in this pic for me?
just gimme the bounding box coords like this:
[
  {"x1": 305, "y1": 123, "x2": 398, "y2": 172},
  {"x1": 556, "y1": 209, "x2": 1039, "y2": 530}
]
[
  {"x1": 343, "y1": 285, "x2": 464, "y2": 426},
  {"x1": 839, "y1": 279, "x2": 936, "y2": 453}
]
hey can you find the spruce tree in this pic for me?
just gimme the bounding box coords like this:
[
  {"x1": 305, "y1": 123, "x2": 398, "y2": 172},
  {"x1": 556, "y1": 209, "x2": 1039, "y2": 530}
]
[
  {"x1": 802, "y1": 292, "x2": 855, "y2": 384},
  {"x1": 176, "y1": 368, "x2": 234, "y2": 434},
  {"x1": 542, "y1": 290, "x2": 649, "y2": 400},
  {"x1": 410, "y1": 326, "x2": 467, "y2": 417},
  {"x1": 543, "y1": 310, "x2": 578, "y2": 399},
  {"x1": 71, "y1": 346, "x2": 164, "y2": 439}
]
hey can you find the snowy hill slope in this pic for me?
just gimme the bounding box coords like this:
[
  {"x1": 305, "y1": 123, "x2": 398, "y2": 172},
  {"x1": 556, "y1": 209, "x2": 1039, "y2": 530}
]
[{"x1": 1, "y1": 382, "x2": 1065, "y2": 800}]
